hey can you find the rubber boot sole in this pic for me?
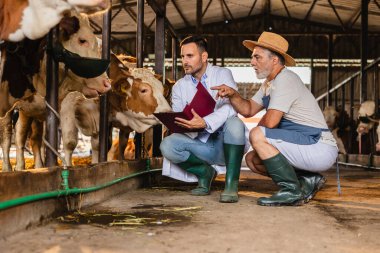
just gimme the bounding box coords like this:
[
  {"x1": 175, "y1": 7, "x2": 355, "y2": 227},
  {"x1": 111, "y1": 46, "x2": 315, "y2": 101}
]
[
  {"x1": 190, "y1": 170, "x2": 217, "y2": 196},
  {"x1": 219, "y1": 194, "x2": 238, "y2": 203},
  {"x1": 257, "y1": 198, "x2": 304, "y2": 206}
]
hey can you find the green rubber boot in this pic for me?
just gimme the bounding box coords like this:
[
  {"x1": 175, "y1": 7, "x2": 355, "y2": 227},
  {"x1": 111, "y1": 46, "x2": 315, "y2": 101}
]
[
  {"x1": 219, "y1": 144, "x2": 245, "y2": 203},
  {"x1": 178, "y1": 153, "x2": 216, "y2": 196},
  {"x1": 295, "y1": 169, "x2": 326, "y2": 203},
  {"x1": 257, "y1": 153, "x2": 304, "y2": 206}
]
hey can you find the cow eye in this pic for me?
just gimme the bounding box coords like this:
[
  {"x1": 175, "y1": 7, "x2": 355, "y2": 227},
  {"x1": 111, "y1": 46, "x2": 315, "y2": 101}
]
[
  {"x1": 79, "y1": 38, "x2": 87, "y2": 44},
  {"x1": 141, "y1": 88, "x2": 148, "y2": 93}
]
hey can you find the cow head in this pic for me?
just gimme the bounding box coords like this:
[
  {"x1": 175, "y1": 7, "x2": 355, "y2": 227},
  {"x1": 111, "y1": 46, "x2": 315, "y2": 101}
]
[
  {"x1": 323, "y1": 106, "x2": 338, "y2": 130},
  {"x1": 59, "y1": 13, "x2": 111, "y2": 96},
  {"x1": 356, "y1": 100, "x2": 376, "y2": 135},
  {"x1": 109, "y1": 54, "x2": 171, "y2": 133}
]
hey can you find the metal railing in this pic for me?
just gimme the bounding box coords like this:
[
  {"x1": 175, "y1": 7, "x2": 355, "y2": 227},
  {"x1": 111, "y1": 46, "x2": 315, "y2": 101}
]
[{"x1": 316, "y1": 57, "x2": 380, "y2": 116}]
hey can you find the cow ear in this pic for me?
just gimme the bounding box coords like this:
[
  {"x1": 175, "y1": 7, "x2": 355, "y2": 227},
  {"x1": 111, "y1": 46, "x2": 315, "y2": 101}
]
[
  {"x1": 109, "y1": 53, "x2": 123, "y2": 79},
  {"x1": 59, "y1": 16, "x2": 80, "y2": 41}
]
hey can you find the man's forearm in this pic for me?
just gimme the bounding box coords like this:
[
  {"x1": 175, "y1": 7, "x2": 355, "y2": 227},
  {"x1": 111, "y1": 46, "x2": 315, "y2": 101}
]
[{"x1": 229, "y1": 92, "x2": 252, "y2": 117}]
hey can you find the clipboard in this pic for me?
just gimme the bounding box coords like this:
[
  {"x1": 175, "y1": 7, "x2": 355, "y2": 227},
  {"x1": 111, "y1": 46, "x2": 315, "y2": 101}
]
[{"x1": 154, "y1": 82, "x2": 216, "y2": 133}]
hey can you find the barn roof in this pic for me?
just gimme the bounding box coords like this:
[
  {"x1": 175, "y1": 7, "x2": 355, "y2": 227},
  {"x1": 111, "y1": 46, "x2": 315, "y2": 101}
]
[{"x1": 91, "y1": 0, "x2": 380, "y2": 39}]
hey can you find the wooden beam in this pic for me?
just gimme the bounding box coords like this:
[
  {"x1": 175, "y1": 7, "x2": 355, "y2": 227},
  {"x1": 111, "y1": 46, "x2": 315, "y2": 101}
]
[
  {"x1": 281, "y1": 0, "x2": 292, "y2": 18},
  {"x1": 304, "y1": 0, "x2": 318, "y2": 21},
  {"x1": 147, "y1": 0, "x2": 178, "y2": 39},
  {"x1": 202, "y1": 0, "x2": 213, "y2": 18},
  {"x1": 346, "y1": 7, "x2": 361, "y2": 29},
  {"x1": 171, "y1": 0, "x2": 191, "y2": 27},
  {"x1": 196, "y1": 0, "x2": 202, "y2": 34},
  {"x1": 375, "y1": 0, "x2": 380, "y2": 9},
  {"x1": 247, "y1": 0, "x2": 258, "y2": 17},
  {"x1": 328, "y1": 0, "x2": 345, "y2": 31},
  {"x1": 221, "y1": 0, "x2": 235, "y2": 21}
]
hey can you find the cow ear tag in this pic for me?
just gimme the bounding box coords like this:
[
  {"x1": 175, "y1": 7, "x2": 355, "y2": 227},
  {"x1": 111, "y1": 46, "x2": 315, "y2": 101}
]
[{"x1": 52, "y1": 43, "x2": 110, "y2": 78}]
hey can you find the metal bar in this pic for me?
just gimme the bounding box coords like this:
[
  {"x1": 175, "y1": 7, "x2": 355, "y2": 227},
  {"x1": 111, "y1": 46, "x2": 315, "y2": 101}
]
[
  {"x1": 152, "y1": 0, "x2": 166, "y2": 157},
  {"x1": 375, "y1": 58, "x2": 379, "y2": 115},
  {"x1": 327, "y1": 34, "x2": 333, "y2": 106},
  {"x1": 328, "y1": 0, "x2": 345, "y2": 30},
  {"x1": 304, "y1": 0, "x2": 318, "y2": 21},
  {"x1": 99, "y1": 3, "x2": 112, "y2": 163},
  {"x1": 221, "y1": 0, "x2": 235, "y2": 21},
  {"x1": 202, "y1": 0, "x2": 213, "y2": 18},
  {"x1": 334, "y1": 90, "x2": 338, "y2": 109},
  {"x1": 247, "y1": 0, "x2": 258, "y2": 17},
  {"x1": 361, "y1": 0, "x2": 369, "y2": 103},
  {"x1": 45, "y1": 27, "x2": 59, "y2": 167},
  {"x1": 147, "y1": 0, "x2": 178, "y2": 39},
  {"x1": 134, "y1": 0, "x2": 145, "y2": 160},
  {"x1": 310, "y1": 58, "x2": 315, "y2": 95},
  {"x1": 374, "y1": 0, "x2": 380, "y2": 9},
  {"x1": 346, "y1": 7, "x2": 361, "y2": 29},
  {"x1": 341, "y1": 84, "x2": 346, "y2": 112},
  {"x1": 281, "y1": 0, "x2": 292, "y2": 18},
  {"x1": 172, "y1": 37, "x2": 177, "y2": 80},
  {"x1": 349, "y1": 78, "x2": 355, "y2": 153},
  {"x1": 196, "y1": 0, "x2": 203, "y2": 34},
  {"x1": 171, "y1": 0, "x2": 191, "y2": 27}
]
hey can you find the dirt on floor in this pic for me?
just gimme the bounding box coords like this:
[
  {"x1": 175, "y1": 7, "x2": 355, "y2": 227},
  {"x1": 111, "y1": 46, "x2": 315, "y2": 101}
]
[{"x1": 1, "y1": 166, "x2": 380, "y2": 253}]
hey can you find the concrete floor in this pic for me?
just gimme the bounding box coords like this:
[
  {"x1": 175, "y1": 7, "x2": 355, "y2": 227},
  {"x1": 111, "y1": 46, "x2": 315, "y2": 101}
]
[{"x1": 1, "y1": 166, "x2": 380, "y2": 253}]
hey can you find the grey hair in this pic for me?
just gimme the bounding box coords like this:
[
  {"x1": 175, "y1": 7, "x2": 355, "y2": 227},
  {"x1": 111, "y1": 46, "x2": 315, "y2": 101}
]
[{"x1": 263, "y1": 47, "x2": 285, "y2": 65}]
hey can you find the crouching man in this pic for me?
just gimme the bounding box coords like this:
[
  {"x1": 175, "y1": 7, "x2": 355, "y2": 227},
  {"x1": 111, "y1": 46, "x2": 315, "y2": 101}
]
[{"x1": 212, "y1": 32, "x2": 338, "y2": 206}]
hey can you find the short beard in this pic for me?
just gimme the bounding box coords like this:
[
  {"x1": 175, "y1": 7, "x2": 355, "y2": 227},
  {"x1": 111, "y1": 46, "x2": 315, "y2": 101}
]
[{"x1": 256, "y1": 69, "x2": 271, "y2": 79}]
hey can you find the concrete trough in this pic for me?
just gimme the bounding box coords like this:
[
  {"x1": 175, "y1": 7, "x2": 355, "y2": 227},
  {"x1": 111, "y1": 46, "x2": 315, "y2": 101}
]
[
  {"x1": 338, "y1": 154, "x2": 380, "y2": 168},
  {"x1": 0, "y1": 158, "x2": 163, "y2": 238}
]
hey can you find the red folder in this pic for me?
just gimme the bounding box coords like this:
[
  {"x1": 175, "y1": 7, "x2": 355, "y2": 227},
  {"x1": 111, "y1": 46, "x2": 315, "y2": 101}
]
[{"x1": 154, "y1": 82, "x2": 216, "y2": 133}]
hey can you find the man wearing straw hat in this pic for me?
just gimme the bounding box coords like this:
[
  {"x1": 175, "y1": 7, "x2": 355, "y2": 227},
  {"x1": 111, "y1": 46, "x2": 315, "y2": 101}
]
[{"x1": 212, "y1": 32, "x2": 338, "y2": 206}]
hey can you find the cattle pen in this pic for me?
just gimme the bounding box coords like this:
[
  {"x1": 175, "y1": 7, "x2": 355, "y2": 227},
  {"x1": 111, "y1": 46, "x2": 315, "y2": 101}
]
[{"x1": 1, "y1": 0, "x2": 380, "y2": 253}]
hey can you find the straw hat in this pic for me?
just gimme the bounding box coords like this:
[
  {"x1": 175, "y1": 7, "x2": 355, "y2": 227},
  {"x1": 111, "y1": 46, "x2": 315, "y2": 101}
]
[{"x1": 242, "y1": 32, "x2": 296, "y2": 66}]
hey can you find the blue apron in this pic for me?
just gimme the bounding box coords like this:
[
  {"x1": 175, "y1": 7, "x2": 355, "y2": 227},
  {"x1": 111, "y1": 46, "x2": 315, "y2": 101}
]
[{"x1": 262, "y1": 95, "x2": 326, "y2": 145}]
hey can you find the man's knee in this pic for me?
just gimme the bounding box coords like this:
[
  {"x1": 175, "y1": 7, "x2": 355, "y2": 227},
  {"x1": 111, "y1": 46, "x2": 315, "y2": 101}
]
[
  {"x1": 249, "y1": 126, "x2": 266, "y2": 148},
  {"x1": 160, "y1": 135, "x2": 176, "y2": 157},
  {"x1": 224, "y1": 117, "x2": 245, "y2": 144}
]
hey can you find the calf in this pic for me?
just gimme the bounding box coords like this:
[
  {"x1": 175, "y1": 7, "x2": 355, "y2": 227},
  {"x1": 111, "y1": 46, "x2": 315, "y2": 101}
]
[
  {"x1": 60, "y1": 54, "x2": 171, "y2": 166},
  {"x1": 0, "y1": 0, "x2": 109, "y2": 41},
  {"x1": 356, "y1": 100, "x2": 379, "y2": 154},
  {"x1": 323, "y1": 106, "x2": 347, "y2": 154}
]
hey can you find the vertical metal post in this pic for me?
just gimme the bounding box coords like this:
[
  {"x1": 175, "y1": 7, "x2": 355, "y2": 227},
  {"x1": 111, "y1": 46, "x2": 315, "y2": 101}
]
[
  {"x1": 349, "y1": 78, "x2": 355, "y2": 153},
  {"x1": 45, "y1": 27, "x2": 59, "y2": 167},
  {"x1": 360, "y1": 0, "x2": 369, "y2": 103},
  {"x1": 310, "y1": 58, "x2": 315, "y2": 95},
  {"x1": 341, "y1": 84, "x2": 346, "y2": 112},
  {"x1": 99, "y1": 3, "x2": 112, "y2": 162},
  {"x1": 327, "y1": 34, "x2": 333, "y2": 106},
  {"x1": 213, "y1": 36, "x2": 217, "y2": 66},
  {"x1": 196, "y1": 0, "x2": 202, "y2": 34},
  {"x1": 375, "y1": 63, "x2": 379, "y2": 115},
  {"x1": 172, "y1": 37, "x2": 177, "y2": 80},
  {"x1": 134, "y1": 0, "x2": 145, "y2": 159},
  {"x1": 152, "y1": 0, "x2": 166, "y2": 157}
]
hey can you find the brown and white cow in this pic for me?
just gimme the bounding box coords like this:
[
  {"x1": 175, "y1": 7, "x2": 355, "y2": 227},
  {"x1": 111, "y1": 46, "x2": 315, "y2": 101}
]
[
  {"x1": 60, "y1": 54, "x2": 171, "y2": 166},
  {"x1": 0, "y1": 13, "x2": 110, "y2": 172},
  {"x1": 356, "y1": 100, "x2": 379, "y2": 154},
  {"x1": 323, "y1": 106, "x2": 347, "y2": 154},
  {"x1": 0, "y1": 0, "x2": 109, "y2": 41}
]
